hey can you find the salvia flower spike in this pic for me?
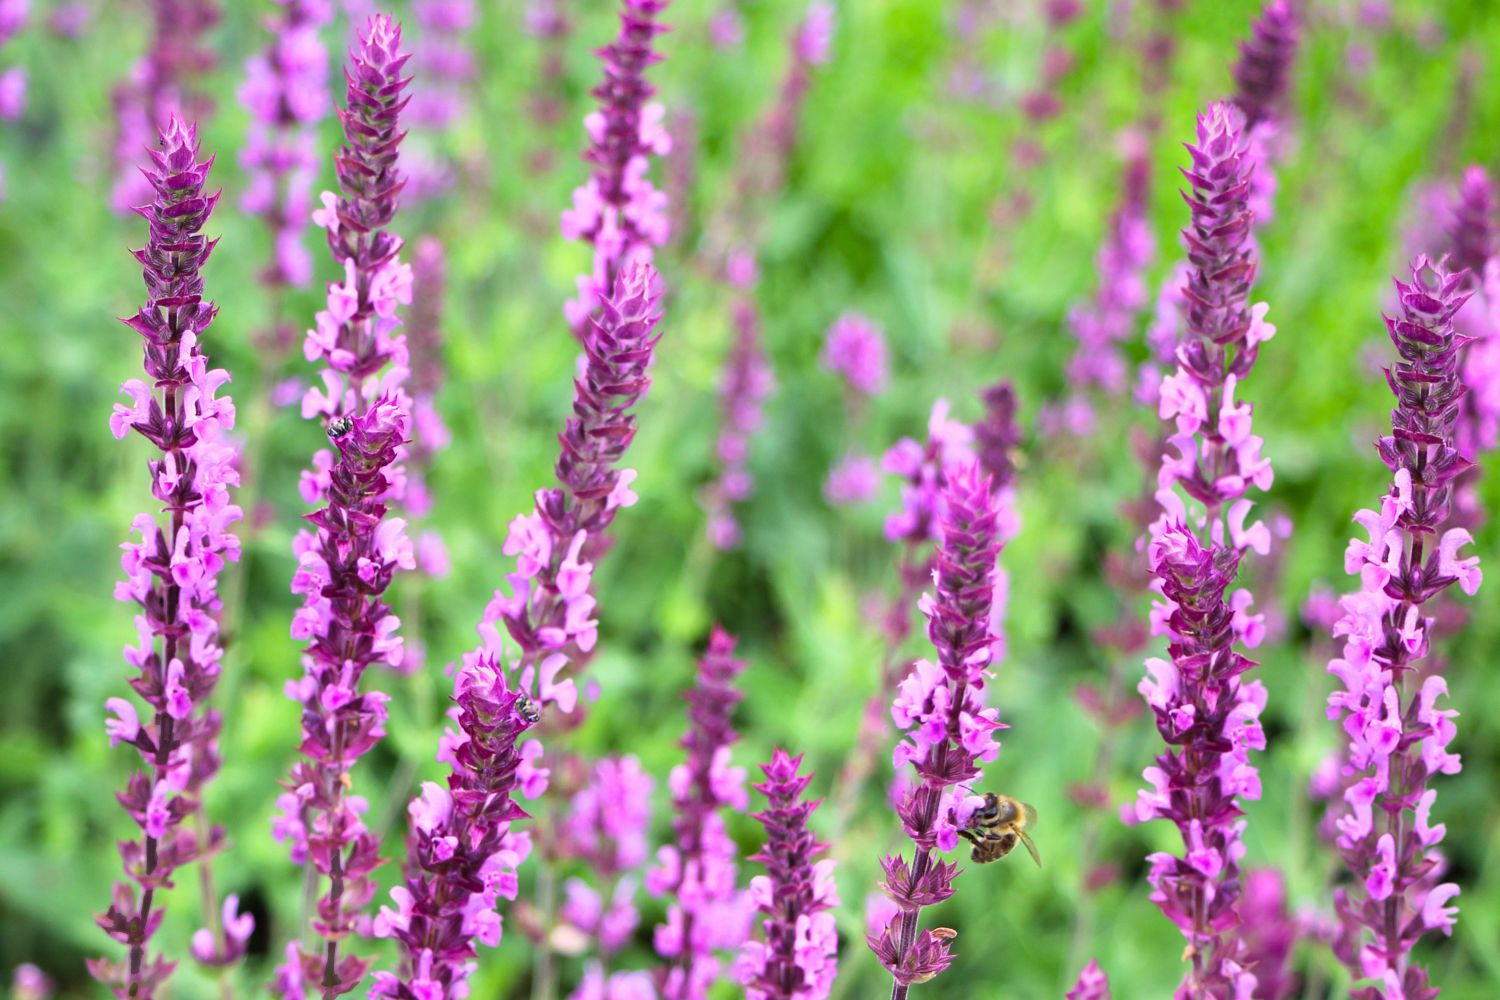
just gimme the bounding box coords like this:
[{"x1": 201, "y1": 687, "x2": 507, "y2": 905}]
[
  {"x1": 1133, "y1": 100, "x2": 1276, "y2": 997},
  {"x1": 561, "y1": 0, "x2": 671, "y2": 337},
  {"x1": 93, "y1": 115, "x2": 244, "y2": 1000},
  {"x1": 1230, "y1": 0, "x2": 1299, "y2": 130},
  {"x1": 272, "y1": 16, "x2": 414, "y2": 998},
  {"x1": 871, "y1": 462, "x2": 1006, "y2": 998},
  {"x1": 648, "y1": 627, "x2": 752, "y2": 999},
  {"x1": 370, "y1": 657, "x2": 538, "y2": 998},
  {"x1": 735, "y1": 749, "x2": 840, "y2": 1000},
  {"x1": 479, "y1": 261, "x2": 666, "y2": 712},
  {"x1": 1326, "y1": 257, "x2": 1478, "y2": 998}
]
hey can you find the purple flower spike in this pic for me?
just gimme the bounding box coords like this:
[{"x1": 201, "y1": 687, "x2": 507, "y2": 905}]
[
  {"x1": 704, "y1": 299, "x2": 774, "y2": 549},
  {"x1": 1065, "y1": 960, "x2": 1111, "y2": 1000},
  {"x1": 1134, "y1": 101, "x2": 1276, "y2": 997},
  {"x1": 92, "y1": 116, "x2": 243, "y2": 1000},
  {"x1": 735, "y1": 750, "x2": 840, "y2": 1000},
  {"x1": 275, "y1": 17, "x2": 414, "y2": 997},
  {"x1": 1132, "y1": 524, "x2": 1264, "y2": 997},
  {"x1": 1448, "y1": 165, "x2": 1494, "y2": 282},
  {"x1": 370, "y1": 657, "x2": 538, "y2": 999},
  {"x1": 872, "y1": 462, "x2": 1006, "y2": 998},
  {"x1": 480, "y1": 262, "x2": 665, "y2": 710},
  {"x1": 1231, "y1": 1, "x2": 1299, "y2": 129},
  {"x1": 561, "y1": 0, "x2": 671, "y2": 336},
  {"x1": 1065, "y1": 149, "x2": 1155, "y2": 399},
  {"x1": 240, "y1": 0, "x2": 332, "y2": 290},
  {"x1": 1326, "y1": 258, "x2": 1478, "y2": 998},
  {"x1": 649, "y1": 628, "x2": 752, "y2": 1000}
]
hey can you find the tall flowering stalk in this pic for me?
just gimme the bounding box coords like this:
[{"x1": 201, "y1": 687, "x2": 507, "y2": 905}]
[
  {"x1": 702, "y1": 3, "x2": 833, "y2": 546},
  {"x1": 648, "y1": 628, "x2": 752, "y2": 1000},
  {"x1": 704, "y1": 299, "x2": 774, "y2": 548},
  {"x1": 1130, "y1": 102, "x2": 1276, "y2": 997},
  {"x1": 560, "y1": 0, "x2": 671, "y2": 337},
  {"x1": 369, "y1": 658, "x2": 538, "y2": 999},
  {"x1": 735, "y1": 750, "x2": 840, "y2": 1000},
  {"x1": 831, "y1": 386, "x2": 1018, "y2": 829},
  {"x1": 111, "y1": 0, "x2": 220, "y2": 213},
  {"x1": 1064, "y1": 148, "x2": 1155, "y2": 405},
  {"x1": 1229, "y1": 2, "x2": 1299, "y2": 237},
  {"x1": 1448, "y1": 165, "x2": 1494, "y2": 281},
  {"x1": 272, "y1": 18, "x2": 414, "y2": 997},
  {"x1": 479, "y1": 262, "x2": 666, "y2": 711},
  {"x1": 241, "y1": 0, "x2": 332, "y2": 299},
  {"x1": 93, "y1": 116, "x2": 244, "y2": 1000},
  {"x1": 869, "y1": 463, "x2": 1005, "y2": 997},
  {"x1": 1230, "y1": 0, "x2": 1298, "y2": 131},
  {"x1": 1325, "y1": 258, "x2": 1479, "y2": 998}
]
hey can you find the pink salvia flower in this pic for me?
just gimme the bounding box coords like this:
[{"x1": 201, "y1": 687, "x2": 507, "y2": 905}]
[
  {"x1": 562, "y1": 0, "x2": 671, "y2": 337},
  {"x1": 1326, "y1": 258, "x2": 1478, "y2": 997},
  {"x1": 649, "y1": 628, "x2": 753, "y2": 999},
  {"x1": 1065, "y1": 960, "x2": 1111, "y2": 1000},
  {"x1": 736, "y1": 750, "x2": 840, "y2": 1000},
  {"x1": 371, "y1": 659, "x2": 538, "y2": 998},
  {"x1": 870, "y1": 463, "x2": 1008, "y2": 998},
  {"x1": 1134, "y1": 102, "x2": 1275, "y2": 997},
  {"x1": 274, "y1": 18, "x2": 414, "y2": 997},
  {"x1": 91, "y1": 116, "x2": 243, "y2": 1000}
]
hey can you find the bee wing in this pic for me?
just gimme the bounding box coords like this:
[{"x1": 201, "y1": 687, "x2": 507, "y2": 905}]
[
  {"x1": 1021, "y1": 802, "x2": 1038, "y2": 829},
  {"x1": 1018, "y1": 830, "x2": 1041, "y2": 868}
]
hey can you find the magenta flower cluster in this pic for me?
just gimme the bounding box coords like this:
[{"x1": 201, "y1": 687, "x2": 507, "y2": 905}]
[
  {"x1": 648, "y1": 627, "x2": 753, "y2": 1000},
  {"x1": 95, "y1": 116, "x2": 244, "y2": 1000},
  {"x1": 480, "y1": 263, "x2": 665, "y2": 713},
  {"x1": 560, "y1": 0, "x2": 671, "y2": 335},
  {"x1": 870, "y1": 463, "x2": 1006, "y2": 996},
  {"x1": 1325, "y1": 258, "x2": 1478, "y2": 997},
  {"x1": 735, "y1": 750, "x2": 840, "y2": 1000},
  {"x1": 1134, "y1": 101, "x2": 1276, "y2": 996},
  {"x1": 274, "y1": 17, "x2": 415, "y2": 995},
  {"x1": 240, "y1": 0, "x2": 331, "y2": 289},
  {"x1": 370, "y1": 656, "x2": 538, "y2": 999}
]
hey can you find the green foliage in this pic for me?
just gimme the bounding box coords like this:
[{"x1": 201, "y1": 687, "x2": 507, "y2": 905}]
[{"x1": 2, "y1": 0, "x2": 1500, "y2": 997}]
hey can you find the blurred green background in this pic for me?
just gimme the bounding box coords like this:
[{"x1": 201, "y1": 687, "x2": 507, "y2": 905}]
[{"x1": 3, "y1": 0, "x2": 1500, "y2": 996}]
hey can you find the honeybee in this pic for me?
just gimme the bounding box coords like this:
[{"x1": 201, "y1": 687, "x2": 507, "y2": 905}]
[
  {"x1": 327, "y1": 415, "x2": 354, "y2": 439},
  {"x1": 957, "y1": 792, "x2": 1040, "y2": 866},
  {"x1": 515, "y1": 692, "x2": 541, "y2": 725}
]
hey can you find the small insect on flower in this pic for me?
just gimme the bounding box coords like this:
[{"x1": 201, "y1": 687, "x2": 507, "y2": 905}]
[
  {"x1": 327, "y1": 415, "x2": 353, "y2": 439},
  {"x1": 515, "y1": 692, "x2": 541, "y2": 725},
  {"x1": 957, "y1": 792, "x2": 1040, "y2": 867}
]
